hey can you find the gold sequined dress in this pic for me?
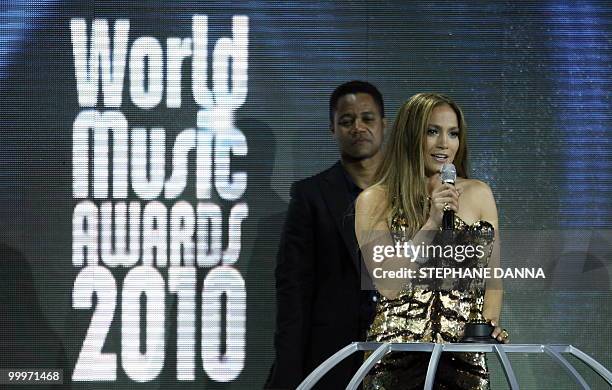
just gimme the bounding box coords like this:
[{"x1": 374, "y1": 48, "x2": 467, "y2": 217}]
[{"x1": 364, "y1": 215, "x2": 495, "y2": 390}]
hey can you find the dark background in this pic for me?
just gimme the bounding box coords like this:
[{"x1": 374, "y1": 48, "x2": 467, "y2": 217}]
[{"x1": 0, "y1": 1, "x2": 610, "y2": 388}]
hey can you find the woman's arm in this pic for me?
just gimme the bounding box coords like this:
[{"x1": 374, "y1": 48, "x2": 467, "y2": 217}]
[
  {"x1": 355, "y1": 179, "x2": 458, "y2": 299},
  {"x1": 355, "y1": 186, "x2": 405, "y2": 298},
  {"x1": 474, "y1": 181, "x2": 507, "y2": 342}
]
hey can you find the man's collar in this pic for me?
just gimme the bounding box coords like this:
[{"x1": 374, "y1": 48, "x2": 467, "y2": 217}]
[{"x1": 339, "y1": 162, "x2": 361, "y2": 194}]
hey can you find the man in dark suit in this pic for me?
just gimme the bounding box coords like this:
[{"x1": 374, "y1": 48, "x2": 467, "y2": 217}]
[{"x1": 265, "y1": 81, "x2": 386, "y2": 389}]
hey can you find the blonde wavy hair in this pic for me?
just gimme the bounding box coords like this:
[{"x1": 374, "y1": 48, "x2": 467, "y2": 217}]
[{"x1": 373, "y1": 93, "x2": 469, "y2": 236}]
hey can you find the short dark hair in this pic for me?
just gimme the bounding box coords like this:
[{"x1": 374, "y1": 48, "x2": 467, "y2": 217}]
[{"x1": 329, "y1": 80, "x2": 385, "y2": 123}]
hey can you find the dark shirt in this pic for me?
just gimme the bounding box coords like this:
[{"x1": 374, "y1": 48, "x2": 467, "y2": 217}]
[
  {"x1": 339, "y1": 163, "x2": 378, "y2": 333},
  {"x1": 340, "y1": 163, "x2": 363, "y2": 203}
]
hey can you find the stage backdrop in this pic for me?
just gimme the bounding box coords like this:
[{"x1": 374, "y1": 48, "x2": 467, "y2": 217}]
[{"x1": 1, "y1": 1, "x2": 610, "y2": 389}]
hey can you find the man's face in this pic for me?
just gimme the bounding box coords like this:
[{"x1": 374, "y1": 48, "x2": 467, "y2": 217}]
[{"x1": 331, "y1": 92, "x2": 385, "y2": 161}]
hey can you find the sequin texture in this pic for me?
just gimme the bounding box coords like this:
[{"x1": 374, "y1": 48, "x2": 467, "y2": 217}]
[{"x1": 364, "y1": 216, "x2": 495, "y2": 390}]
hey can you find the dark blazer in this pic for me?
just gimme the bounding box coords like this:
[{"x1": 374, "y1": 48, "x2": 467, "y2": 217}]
[{"x1": 265, "y1": 162, "x2": 375, "y2": 389}]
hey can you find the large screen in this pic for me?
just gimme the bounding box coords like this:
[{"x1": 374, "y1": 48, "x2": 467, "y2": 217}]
[{"x1": 1, "y1": 1, "x2": 610, "y2": 389}]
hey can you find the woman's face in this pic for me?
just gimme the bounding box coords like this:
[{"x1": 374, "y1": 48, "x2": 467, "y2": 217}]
[{"x1": 423, "y1": 103, "x2": 460, "y2": 176}]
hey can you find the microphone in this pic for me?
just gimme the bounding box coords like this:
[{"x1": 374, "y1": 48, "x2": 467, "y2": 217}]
[{"x1": 440, "y1": 163, "x2": 456, "y2": 230}]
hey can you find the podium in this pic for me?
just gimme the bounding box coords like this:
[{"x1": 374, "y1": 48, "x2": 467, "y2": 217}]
[{"x1": 297, "y1": 342, "x2": 612, "y2": 390}]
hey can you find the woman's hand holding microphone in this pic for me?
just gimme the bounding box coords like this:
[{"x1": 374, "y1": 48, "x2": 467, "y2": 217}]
[{"x1": 425, "y1": 173, "x2": 462, "y2": 228}]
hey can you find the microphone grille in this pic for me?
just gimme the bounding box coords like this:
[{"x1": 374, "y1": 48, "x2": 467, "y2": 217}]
[{"x1": 440, "y1": 163, "x2": 457, "y2": 184}]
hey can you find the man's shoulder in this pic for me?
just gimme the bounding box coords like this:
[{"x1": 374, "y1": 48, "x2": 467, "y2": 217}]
[{"x1": 290, "y1": 162, "x2": 340, "y2": 193}]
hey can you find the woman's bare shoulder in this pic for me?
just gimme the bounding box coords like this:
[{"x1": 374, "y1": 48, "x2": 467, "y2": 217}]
[
  {"x1": 355, "y1": 184, "x2": 389, "y2": 224},
  {"x1": 458, "y1": 178, "x2": 493, "y2": 197},
  {"x1": 357, "y1": 184, "x2": 389, "y2": 210},
  {"x1": 458, "y1": 178, "x2": 498, "y2": 225},
  {"x1": 360, "y1": 183, "x2": 387, "y2": 199}
]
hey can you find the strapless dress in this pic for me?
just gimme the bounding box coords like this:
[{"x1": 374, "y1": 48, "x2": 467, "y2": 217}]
[{"x1": 364, "y1": 215, "x2": 495, "y2": 390}]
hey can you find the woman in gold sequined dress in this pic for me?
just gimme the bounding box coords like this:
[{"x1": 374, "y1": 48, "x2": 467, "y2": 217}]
[{"x1": 355, "y1": 93, "x2": 508, "y2": 389}]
